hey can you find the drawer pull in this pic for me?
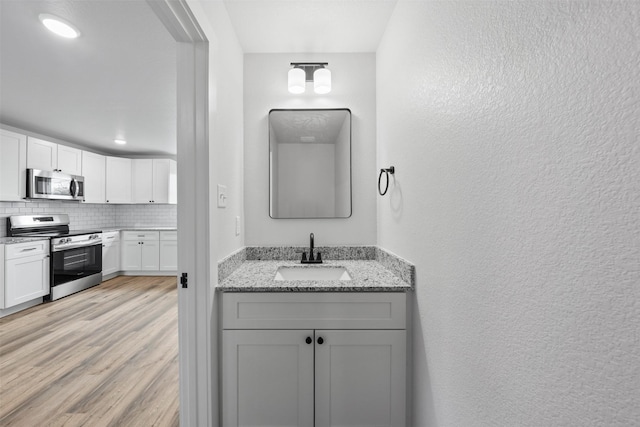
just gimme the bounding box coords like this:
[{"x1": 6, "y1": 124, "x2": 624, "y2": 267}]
[{"x1": 21, "y1": 248, "x2": 38, "y2": 252}]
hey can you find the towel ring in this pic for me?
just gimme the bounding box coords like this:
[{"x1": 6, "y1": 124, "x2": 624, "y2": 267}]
[{"x1": 378, "y1": 166, "x2": 395, "y2": 196}]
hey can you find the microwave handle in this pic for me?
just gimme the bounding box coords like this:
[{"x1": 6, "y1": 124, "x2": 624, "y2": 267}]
[{"x1": 70, "y1": 179, "x2": 79, "y2": 197}]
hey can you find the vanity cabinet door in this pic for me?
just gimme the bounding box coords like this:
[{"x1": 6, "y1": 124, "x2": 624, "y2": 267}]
[
  {"x1": 222, "y1": 329, "x2": 315, "y2": 427},
  {"x1": 314, "y1": 330, "x2": 406, "y2": 427}
]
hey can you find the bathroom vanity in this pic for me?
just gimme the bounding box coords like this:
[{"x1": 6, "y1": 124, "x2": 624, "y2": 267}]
[{"x1": 217, "y1": 250, "x2": 414, "y2": 427}]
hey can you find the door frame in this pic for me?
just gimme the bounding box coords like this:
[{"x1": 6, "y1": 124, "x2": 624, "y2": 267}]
[{"x1": 146, "y1": 1, "x2": 211, "y2": 426}]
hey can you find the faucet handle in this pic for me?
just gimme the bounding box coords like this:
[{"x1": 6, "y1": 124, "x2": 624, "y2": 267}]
[
  {"x1": 301, "y1": 252, "x2": 307, "y2": 262},
  {"x1": 316, "y1": 251, "x2": 322, "y2": 262}
]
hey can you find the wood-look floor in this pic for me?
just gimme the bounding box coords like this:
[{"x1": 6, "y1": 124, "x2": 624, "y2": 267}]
[{"x1": 0, "y1": 276, "x2": 179, "y2": 427}]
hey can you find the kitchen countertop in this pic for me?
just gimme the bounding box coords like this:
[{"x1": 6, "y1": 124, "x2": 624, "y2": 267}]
[
  {"x1": 218, "y1": 260, "x2": 412, "y2": 292},
  {"x1": 0, "y1": 236, "x2": 50, "y2": 245},
  {"x1": 101, "y1": 227, "x2": 177, "y2": 232}
]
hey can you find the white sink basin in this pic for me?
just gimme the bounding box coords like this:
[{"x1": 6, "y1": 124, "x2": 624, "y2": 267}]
[{"x1": 274, "y1": 266, "x2": 352, "y2": 281}]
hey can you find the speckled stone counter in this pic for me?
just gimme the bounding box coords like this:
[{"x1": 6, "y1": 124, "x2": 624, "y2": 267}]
[
  {"x1": 217, "y1": 246, "x2": 415, "y2": 292},
  {"x1": 218, "y1": 260, "x2": 411, "y2": 292},
  {"x1": 101, "y1": 227, "x2": 177, "y2": 232},
  {"x1": 0, "y1": 236, "x2": 49, "y2": 245}
]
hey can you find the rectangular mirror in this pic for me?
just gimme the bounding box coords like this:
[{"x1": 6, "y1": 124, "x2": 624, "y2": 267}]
[{"x1": 269, "y1": 108, "x2": 352, "y2": 218}]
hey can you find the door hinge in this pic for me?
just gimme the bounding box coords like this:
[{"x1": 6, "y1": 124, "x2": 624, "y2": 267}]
[{"x1": 180, "y1": 272, "x2": 188, "y2": 288}]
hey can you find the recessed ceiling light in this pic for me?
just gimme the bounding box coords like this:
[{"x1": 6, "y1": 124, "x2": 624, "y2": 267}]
[
  {"x1": 39, "y1": 14, "x2": 81, "y2": 39},
  {"x1": 114, "y1": 139, "x2": 127, "y2": 145}
]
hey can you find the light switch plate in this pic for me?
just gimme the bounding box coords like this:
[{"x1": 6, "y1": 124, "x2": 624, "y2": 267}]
[{"x1": 217, "y1": 184, "x2": 227, "y2": 208}]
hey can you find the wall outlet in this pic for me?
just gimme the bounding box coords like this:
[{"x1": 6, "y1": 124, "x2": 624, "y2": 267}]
[
  {"x1": 217, "y1": 184, "x2": 227, "y2": 208},
  {"x1": 235, "y1": 216, "x2": 241, "y2": 236}
]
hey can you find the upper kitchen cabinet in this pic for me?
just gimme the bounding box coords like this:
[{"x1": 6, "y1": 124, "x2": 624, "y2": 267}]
[
  {"x1": 0, "y1": 129, "x2": 27, "y2": 201},
  {"x1": 82, "y1": 151, "x2": 106, "y2": 203},
  {"x1": 27, "y1": 137, "x2": 82, "y2": 175},
  {"x1": 105, "y1": 156, "x2": 132, "y2": 203},
  {"x1": 132, "y1": 158, "x2": 176, "y2": 204}
]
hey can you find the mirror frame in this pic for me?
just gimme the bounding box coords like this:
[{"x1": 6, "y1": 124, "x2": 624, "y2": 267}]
[{"x1": 268, "y1": 108, "x2": 352, "y2": 219}]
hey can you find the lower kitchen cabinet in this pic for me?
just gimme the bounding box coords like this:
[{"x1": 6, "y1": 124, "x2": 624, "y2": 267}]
[
  {"x1": 101, "y1": 231, "x2": 120, "y2": 278},
  {"x1": 120, "y1": 230, "x2": 176, "y2": 275},
  {"x1": 159, "y1": 231, "x2": 177, "y2": 271},
  {"x1": 1, "y1": 240, "x2": 50, "y2": 309},
  {"x1": 121, "y1": 232, "x2": 159, "y2": 271},
  {"x1": 221, "y1": 292, "x2": 407, "y2": 427}
]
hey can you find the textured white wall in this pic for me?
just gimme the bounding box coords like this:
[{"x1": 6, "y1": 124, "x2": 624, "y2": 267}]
[
  {"x1": 377, "y1": 1, "x2": 640, "y2": 426},
  {"x1": 244, "y1": 53, "x2": 377, "y2": 246}
]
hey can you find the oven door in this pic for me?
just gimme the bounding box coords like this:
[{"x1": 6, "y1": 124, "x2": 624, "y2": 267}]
[
  {"x1": 52, "y1": 243, "x2": 102, "y2": 287},
  {"x1": 27, "y1": 169, "x2": 85, "y2": 201}
]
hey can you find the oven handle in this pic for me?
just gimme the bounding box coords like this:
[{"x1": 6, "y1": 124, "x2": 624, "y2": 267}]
[{"x1": 53, "y1": 241, "x2": 102, "y2": 252}]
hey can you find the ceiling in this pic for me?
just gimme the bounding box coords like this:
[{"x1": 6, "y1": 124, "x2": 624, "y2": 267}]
[
  {"x1": 223, "y1": 0, "x2": 398, "y2": 53},
  {"x1": 0, "y1": 0, "x2": 176, "y2": 156},
  {"x1": 0, "y1": 1, "x2": 396, "y2": 157}
]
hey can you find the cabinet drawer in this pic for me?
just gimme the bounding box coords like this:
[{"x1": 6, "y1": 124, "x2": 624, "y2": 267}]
[
  {"x1": 122, "y1": 231, "x2": 159, "y2": 241},
  {"x1": 102, "y1": 231, "x2": 120, "y2": 243},
  {"x1": 5, "y1": 240, "x2": 49, "y2": 260},
  {"x1": 222, "y1": 292, "x2": 406, "y2": 330},
  {"x1": 160, "y1": 230, "x2": 177, "y2": 241}
]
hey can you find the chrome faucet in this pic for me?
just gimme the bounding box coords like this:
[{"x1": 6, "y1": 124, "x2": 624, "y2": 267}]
[{"x1": 301, "y1": 232, "x2": 323, "y2": 264}]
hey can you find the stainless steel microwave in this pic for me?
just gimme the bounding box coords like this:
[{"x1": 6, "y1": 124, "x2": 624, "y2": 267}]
[{"x1": 27, "y1": 169, "x2": 84, "y2": 201}]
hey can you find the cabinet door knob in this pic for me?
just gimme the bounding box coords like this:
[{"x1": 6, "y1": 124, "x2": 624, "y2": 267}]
[
  {"x1": 317, "y1": 337, "x2": 324, "y2": 345},
  {"x1": 305, "y1": 337, "x2": 312, "y2": 345}
]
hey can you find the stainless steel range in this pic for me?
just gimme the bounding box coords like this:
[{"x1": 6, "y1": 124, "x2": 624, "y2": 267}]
[{"x1": 7, "y1": 214, "x2": 102, "y2": 301}]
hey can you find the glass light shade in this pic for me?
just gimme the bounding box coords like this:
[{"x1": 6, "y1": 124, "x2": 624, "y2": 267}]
[
  {"x1": 314, "y1": 68, "x2": 331, "y2": 94},
  {"x1": 288, "y1": 68, "x2": 306, "y2": 94},
  {"x1": 39, "y1": 14, "x2": 80, "y2": 39}
]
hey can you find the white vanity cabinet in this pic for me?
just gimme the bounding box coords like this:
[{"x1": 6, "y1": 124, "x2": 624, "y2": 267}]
[
  {"x1": 1, "y1": 240, "x2": 50, "y2": 309},
  {"x1": 101, "y1": 231, "x2": 120, "y2": 279},
  {"x1": 221, "y1": 292, "x2": 407, "y2": 427},
  {"x1": 27, "y1": 137, "x2": 82, "y2": 175},
  {"x1": 0, "y1": 129, "x2": 27, "y2": 201}
]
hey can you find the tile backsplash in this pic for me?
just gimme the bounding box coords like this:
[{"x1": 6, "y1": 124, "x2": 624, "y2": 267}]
[{"x1": 0, "y1": 201, "x2": 177, "y2": 236}]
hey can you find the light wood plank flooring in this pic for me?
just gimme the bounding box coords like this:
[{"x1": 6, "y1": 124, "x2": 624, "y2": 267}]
[{"x1": 0, "y1": 276, "x2": 179, "y2": 427}]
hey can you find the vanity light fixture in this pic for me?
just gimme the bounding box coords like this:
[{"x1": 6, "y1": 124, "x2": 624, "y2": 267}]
[
  {"x1": 114, "y1": 139, "x2": 127, "y2": 145},
  {"x1": 288, "y1": 62, "x2": 331, "y2": 94},
  {"x1": 39, "y1": 14, "x2": 81, "y2": 39}
]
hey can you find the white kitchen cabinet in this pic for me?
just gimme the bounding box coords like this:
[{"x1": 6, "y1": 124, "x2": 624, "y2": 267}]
[
  {"x1": 26, "y1": 137, "x2": 57, "y2": 171},
  {"x1": 131, "y1": 159, "x2": 154, "y2": 203},
  {"x1": 27, "y1": 137, "x2": 82, "y2": 175},
  {"x1": 2, "y1": 240, "x2": 50, "y2": 309},
  {"x1": 221, "y1": 292, "x2": 407, "y2": 427},
  {"x1": 121, "y1": 231, "x2": 160, "y2": 271},
  {"x1": 0, "y1": 129, "x2": 27, "y2": 201},
  {"x1": 101, "y1": 231, "x2": 120, "y2": 278},
  {"x1": 131, "y1": 159, "x2": 176, "y2": 204},
  {"x1": 159, "y1": 231, "x2": 177, "y2": 271},
  {"x1": 57, "y1": 145, "x2": 83, "y2": 175},
  {"x1": 105, "y1": 156, "x2": 132, "y2": 203},
  {"x1": 81, "y1": 151, "x2": 106, "y2": 203}
]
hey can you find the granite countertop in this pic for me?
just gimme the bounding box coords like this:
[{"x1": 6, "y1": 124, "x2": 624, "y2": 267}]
[
  {"x1": 102, "y1": 227, "x2": 177, "y2": 232},
  {"x1": 218, "y1": 260, "x2": 412, "y2": 292},
  {"x1": 0, "y1": 236, "x2": 50, "y2": 245}
]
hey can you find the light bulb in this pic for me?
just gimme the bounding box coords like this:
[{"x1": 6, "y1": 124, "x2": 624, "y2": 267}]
[
  {"x1": 288, "y1": 68, "x2": 306, "y2": 94},
  {"x1": 313, "y1": 68, "x2": 331, "y2": 94}
]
